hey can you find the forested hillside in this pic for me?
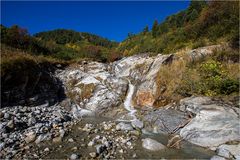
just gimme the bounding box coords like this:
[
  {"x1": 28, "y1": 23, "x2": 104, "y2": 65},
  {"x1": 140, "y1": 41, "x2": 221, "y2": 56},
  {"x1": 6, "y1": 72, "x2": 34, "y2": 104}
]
[
  {"x1": 1, "y1": 25, "x2": 121, "y2": 62},
  {"x1": 118, "y1": 1, "x2": 239, "y2": 56}
]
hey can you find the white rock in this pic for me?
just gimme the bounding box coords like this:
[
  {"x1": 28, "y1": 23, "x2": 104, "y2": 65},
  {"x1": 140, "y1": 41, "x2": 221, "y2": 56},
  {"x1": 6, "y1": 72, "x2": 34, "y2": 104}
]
[
  {"x1": 116, "y1": 122, "x2": 133, "y2": 131},
  {"x1": 131, "y1": 119, "x2": 144, "y2": 129},
  {"x1": 142, "y1": 138, "x2": 165, "y2": 151},
  {"x1": 70, "y1": 153, "x2": 78, "y2": 160},
  {"x1": 180, "y1": 97, "x2": 240, "y2": 148}
]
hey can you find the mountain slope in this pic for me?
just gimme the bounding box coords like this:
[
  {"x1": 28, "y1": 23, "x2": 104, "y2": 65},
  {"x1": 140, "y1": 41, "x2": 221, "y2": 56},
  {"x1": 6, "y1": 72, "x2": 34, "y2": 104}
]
[
  {"x1": 0, "y1": 26, "x2": 121, "y2": 62},
  {"x1": 118, "y1": 1, "x2": 239, "y2": 56}
]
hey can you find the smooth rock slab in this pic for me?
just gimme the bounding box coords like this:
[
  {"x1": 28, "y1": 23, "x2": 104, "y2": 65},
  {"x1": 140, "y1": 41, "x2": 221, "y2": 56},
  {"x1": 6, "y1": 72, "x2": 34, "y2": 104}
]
[
  {"x1": 180, "y1": 101, "x2": 240, "y2": 148},
  {"x1": 217, "y1": 144, "x2": 240, "y2": 159},
  {"x1": 142, "y1": 138, "x2": 165, "y2": 151}
]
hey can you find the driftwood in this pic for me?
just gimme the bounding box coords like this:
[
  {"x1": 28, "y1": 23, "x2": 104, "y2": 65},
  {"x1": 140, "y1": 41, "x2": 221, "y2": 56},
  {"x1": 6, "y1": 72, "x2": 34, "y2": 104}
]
[{"x1": 167, "y1": 135, "x2": 182, "y2": 149}]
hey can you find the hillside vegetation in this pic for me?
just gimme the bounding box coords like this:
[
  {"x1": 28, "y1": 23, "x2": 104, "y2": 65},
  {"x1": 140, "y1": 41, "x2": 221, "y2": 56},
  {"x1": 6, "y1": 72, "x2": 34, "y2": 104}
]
[
  {"x1": 118, "y1": 1, "x2": 239, "y2": 56},
  {"x1": 1, "y1": 25, "x2": 121, "y2": 62}
]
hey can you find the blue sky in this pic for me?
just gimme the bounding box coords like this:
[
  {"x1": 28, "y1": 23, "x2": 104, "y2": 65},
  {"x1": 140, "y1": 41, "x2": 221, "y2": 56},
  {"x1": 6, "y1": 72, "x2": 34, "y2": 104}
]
[{"x1": 1, "y1": 1, "x2": 190, "y2": 42}]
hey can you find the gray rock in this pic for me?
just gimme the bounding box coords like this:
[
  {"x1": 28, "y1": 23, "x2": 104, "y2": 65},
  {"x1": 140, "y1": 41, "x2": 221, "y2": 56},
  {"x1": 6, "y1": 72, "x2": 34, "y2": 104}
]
[
  {"x1": 180, "y1": 98, "x2": 240, "y2": 148},
  {"x1": 0, "y1": 142, "x2": 5, "y2": 151},
  {"x1": 143, "y1": 108, "x2": 188, "y2": 134},
  {"x1": 131, "y1": 119, "x2": 144, "y2": 129},
  {"x1": 179, "y1": 96, "x2": 214, "y2": 113},
  {"x1": 96, "y1": 144, "x2": 106, "y2": 154},
  {"x1": 217, "y1": 144, "x2": 240, "y2": 159},
  {"x1": 142, "y1": 138, "x2": 165, "y2": 151},
  {"x1": 70, "y1": 153, "x2": 79, "y2": 160},
  {"x1": 4, "y1": 113, "x2": 10, "y2": 119},
  {"x1": 28, "y1": 117, "x2": 36, "y2": 126},
  {"x1": 210, "y1": 155, "x2": 226, "y2": 160},
  {"x1": 116, "y1": 122, "x2": 133, "y2": 131}
]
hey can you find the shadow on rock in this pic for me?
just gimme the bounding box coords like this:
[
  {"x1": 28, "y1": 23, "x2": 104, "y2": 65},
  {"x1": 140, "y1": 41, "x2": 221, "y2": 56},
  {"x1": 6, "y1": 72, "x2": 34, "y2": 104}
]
[{"x1": 1, "y1": 63, "x2": 66, "y2": 108}]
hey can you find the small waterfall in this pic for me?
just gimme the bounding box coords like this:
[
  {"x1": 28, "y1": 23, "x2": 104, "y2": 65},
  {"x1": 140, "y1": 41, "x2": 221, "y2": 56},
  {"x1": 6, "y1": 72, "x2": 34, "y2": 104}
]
[
  {"x1": 121, "y1": 79, "x2": 136, "y2": 121},
  {"x1": 124, "y1": 80, "x2": 135, "y2": 112}
]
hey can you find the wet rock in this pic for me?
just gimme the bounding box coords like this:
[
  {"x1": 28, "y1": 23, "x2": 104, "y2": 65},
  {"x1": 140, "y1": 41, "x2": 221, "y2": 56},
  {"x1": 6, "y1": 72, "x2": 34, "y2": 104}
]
[
  {"x1": 142, "y1": 138, "x2": 165, "y2": 151},
  {"x1": 116, "y1": 122, "x2": 133, "y2": 131},
  {"x1": 25, "y1": 131, "x2": 36, "y2": 143},
  {"x1": 130, "y1": 130, "x2": 141, "y2": 136},
  {"x1": 113, "y1": 53, "x2": 173, "y2": 107},
  {"x1": 131, "y1": 119, "x2": 144, "y2": 129}
]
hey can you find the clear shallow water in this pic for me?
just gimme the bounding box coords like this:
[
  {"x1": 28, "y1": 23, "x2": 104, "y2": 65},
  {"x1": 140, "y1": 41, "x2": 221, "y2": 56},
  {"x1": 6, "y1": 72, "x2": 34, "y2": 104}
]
[{"x1": 30, "y1": 117, "x2": 215, "y2": 159}]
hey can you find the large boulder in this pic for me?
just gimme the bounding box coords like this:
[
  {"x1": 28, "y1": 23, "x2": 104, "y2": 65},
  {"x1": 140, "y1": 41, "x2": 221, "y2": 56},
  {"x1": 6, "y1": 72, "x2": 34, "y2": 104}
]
[
  {"x1": 187, "y1": 45, "x2": 222, "y2": 62},
  {"x1": 179, "y1": 97, "x2": 240, "y2": 149},
  {"x1": 143, "y1": 108, "x2": 188, "y2": 134},
  {"x1": 57, "y1": 62, "x2": 128, "y2": 115}
]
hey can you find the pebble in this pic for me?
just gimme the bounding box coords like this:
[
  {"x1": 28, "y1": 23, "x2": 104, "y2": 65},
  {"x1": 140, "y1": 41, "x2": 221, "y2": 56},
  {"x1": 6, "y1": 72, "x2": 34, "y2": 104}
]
[
  {"x1": 4, "y1": 113, "x2": 10, "y2": 119},
  {"x1": 68, "y1": 138, "x2": 74, "y2": 142},
  {"x1": 132, "y1": 153, "x2": 137, "y2": 158},
  {"x1": 52, "y1": 136, "x2": 62, "y2": 143},
  {"x1": 70, "y1": 153, "x2": 78, "y2": 160},
  {"x1": 7, "y1": 120, "x2": 14, "y2": 129},
  {"x1": 88, "y1": 141, "x2": 95, "y2": 147},
  {"x1": 44, "y1": 148, "x2": 50, "y2": 152},
  {"x1": 89, "y1": 152, "x2": 97, "y2": 158}
]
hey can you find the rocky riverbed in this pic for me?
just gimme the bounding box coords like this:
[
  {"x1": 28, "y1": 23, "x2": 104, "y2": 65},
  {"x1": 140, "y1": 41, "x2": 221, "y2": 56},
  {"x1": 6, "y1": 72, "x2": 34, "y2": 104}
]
[{"x1": 1, "y1": 46, "x2": 240, "y2": 159}]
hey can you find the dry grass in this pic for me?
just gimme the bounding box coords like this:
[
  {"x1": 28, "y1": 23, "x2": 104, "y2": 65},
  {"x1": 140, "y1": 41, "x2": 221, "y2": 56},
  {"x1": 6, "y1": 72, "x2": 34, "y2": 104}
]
[
  {"x1": 154, "y1": 46, "x2": 239, "y2": 107},
  {"x1": 1, "y1": 45, "x2": 69, "y2": 77},
  {"x1": 155, "y1": 59, "x2": 188, "y2": 106}
]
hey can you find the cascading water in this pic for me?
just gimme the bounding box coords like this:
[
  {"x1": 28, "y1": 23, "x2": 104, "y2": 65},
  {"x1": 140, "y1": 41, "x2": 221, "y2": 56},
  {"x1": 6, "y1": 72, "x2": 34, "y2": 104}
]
[{"x1": 121, "y1": 79, "x2": 137, "y2": 121}]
